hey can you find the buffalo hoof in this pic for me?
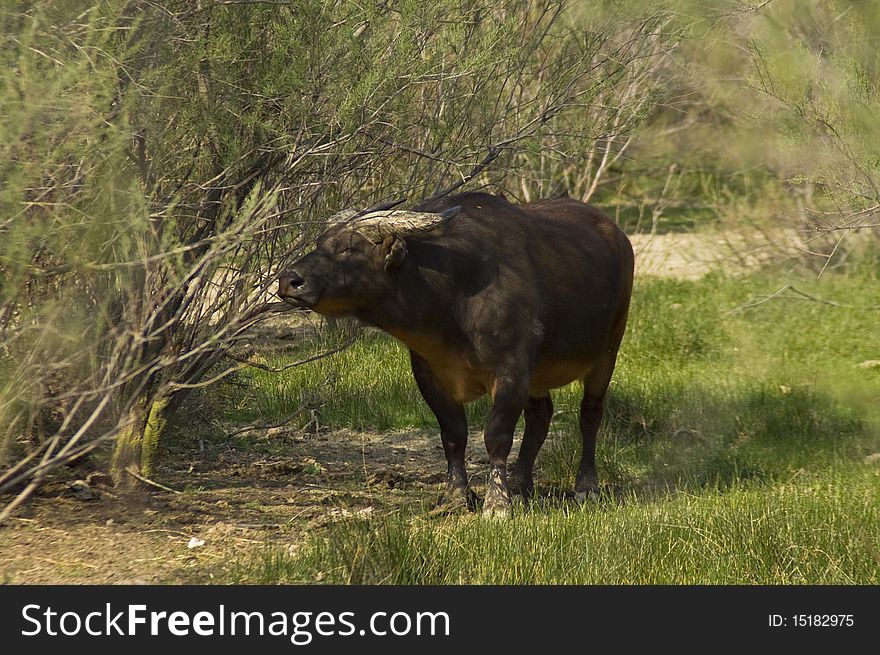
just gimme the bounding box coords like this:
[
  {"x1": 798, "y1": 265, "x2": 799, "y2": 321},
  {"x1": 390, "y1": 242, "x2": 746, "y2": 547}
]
[
  {"x1": 575, "y1": 471, "x2": 599, "y2": 494},
  {"x1": 507, "y1": 468, "x2": 534, "y2": 499},
  {"x1": 429, "y1": 486, "x2": 476, "y2": 516},
  {"x1": 574, "y1": 489, "x2": 600, "y2": 503},
  {"x1": 573, "y1": 478, "x2": 601, "y2": 503},
  {"x1": 482, "y1": 466, "x2": 511, "y2": 517}
]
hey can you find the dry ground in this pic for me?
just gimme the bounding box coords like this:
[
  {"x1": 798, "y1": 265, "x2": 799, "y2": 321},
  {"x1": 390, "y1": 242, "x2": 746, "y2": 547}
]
[{"x1": 1, "y1": 427, "x2": 476, "y2": 583}]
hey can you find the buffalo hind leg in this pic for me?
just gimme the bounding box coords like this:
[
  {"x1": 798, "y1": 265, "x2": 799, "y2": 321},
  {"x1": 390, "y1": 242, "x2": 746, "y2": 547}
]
[
  {"x1": 483, "y1": 375, "x2": 530, "y2": 517},
  {"x1": 509, "y1": 395, "x2": 553, "y2": 499},
  {"x1": 409, "y1": 351, "x2": 474, "y2": 511},
  {"x1": 575, "y1": 357, "x2": 617, "y2": 500}
]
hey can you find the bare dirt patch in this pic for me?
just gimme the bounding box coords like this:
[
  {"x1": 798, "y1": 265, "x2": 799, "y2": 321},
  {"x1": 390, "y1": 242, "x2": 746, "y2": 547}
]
[
  {"x1": 630, "y1": 229, "x2": 800, "y2": 280},
  {"x1": 0, "y1": 427, "x2": 499, "y2": 583}
]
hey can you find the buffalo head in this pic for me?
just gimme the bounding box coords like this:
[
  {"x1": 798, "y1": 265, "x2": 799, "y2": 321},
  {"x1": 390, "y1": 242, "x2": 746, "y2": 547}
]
[{"x1": 278, "y1": 205, "x2": 460, "y2": 314}]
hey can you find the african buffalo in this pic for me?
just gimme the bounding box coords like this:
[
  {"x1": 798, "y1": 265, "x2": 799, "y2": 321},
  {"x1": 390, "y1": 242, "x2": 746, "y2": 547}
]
[{"x1": 278, "y1": 192, "x2": 633, "y2": 515}]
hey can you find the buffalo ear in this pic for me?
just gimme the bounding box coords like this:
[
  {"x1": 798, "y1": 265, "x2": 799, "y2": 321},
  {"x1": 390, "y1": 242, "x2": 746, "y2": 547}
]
[{"x1": 382, "y1": 234, "x2": 407, "y2": 271}]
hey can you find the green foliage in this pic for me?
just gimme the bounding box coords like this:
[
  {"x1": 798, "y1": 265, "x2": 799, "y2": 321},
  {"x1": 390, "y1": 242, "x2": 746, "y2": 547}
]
[
  {"x1": 571, "y1": 0, "x2": 880, "y2": 245},
  {"x1": 743, "y1": 0, "x2": 880, "y2": 198}
]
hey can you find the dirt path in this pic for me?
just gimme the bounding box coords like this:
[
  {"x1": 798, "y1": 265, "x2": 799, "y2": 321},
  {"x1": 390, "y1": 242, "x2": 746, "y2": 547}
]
[{"x1": 630, "y1": 229, "x2": 798, "y2": 280}]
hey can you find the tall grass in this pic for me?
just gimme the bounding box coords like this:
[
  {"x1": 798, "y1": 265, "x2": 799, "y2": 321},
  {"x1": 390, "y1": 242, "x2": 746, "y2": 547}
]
[{"x1": 219, "y1": 268, "x2": 880, "y2": 583}]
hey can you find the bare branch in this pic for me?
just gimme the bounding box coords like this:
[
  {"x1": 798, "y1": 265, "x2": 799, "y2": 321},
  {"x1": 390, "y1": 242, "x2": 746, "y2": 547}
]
[
  {"x1": 125, "y1": 469, "x2": 182, "y2": 494},
  {"x1": 725, "y1": 285, "x2": 880, "y2": 317}
]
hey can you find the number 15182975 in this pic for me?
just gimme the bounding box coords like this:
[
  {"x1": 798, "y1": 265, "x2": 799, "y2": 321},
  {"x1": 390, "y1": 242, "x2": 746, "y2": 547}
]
[{"x1": 769, "y1": 614, "x2": 854, "y2": 628}]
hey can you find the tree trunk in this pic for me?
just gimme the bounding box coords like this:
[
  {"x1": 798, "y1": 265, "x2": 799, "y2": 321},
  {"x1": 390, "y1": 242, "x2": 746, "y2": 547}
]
[{"x1": 110, "y1": 390, "x2": 171, "y2": 488}]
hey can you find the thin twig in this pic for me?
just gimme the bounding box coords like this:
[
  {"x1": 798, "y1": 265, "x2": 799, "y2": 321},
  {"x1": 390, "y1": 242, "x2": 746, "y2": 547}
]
[
  {"x1": 0, "y1": 434, "x2": 61, "y2": 526},
  {"x1": 429, "y1": 146, "x2": 503, "y2": 200},
  {"x1": 725, "y1": 284, "x2": 880, "y2": 316},
  {"x1": 224, "y1": 335, "x2": 357, "y2": 373},
  {"x1": 228, "y1": 404, "x2": 308, "y2": 438},
  {"x1": 125, "y1": 469, "x2": 182, "y2": 494}
]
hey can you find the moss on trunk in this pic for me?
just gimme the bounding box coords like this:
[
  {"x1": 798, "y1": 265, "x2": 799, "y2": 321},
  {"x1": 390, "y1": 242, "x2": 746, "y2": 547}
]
[
  {"x1": 110, "y1": 391, "x2": 171, "y2": 487},
  {"x1": 140, "y1": 392, "x2": 170, "y2": 479},
  {"x1": 111, "y1": 397, "x2": 147, "y2": 488}
]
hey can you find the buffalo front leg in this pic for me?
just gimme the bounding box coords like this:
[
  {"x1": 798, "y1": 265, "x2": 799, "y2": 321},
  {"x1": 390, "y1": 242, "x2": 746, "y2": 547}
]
[
  {"x1": 509, "y1": 394, "x2": 553, "y2": 499},
  {"x1": 483, "y1": 375, "x2": 530, "y2": 517},
  {"x1": 409, "y1": 351, "x2": 473, "y2": 511}
]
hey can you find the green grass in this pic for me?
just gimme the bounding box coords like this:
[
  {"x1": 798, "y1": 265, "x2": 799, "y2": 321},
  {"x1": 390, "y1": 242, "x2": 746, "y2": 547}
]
[
  {"x1": 230, "y1": 334, "x2": 438, "y2": 430},
  {"x1": 219, "y1": 267, "x2": 880, "y2": 584},
  {"x1": 227, "y1": 327, "x2": 494, "y2": 431},
  {"x1": 231, "y1": 469, "x2": 879, "y2": 584}
]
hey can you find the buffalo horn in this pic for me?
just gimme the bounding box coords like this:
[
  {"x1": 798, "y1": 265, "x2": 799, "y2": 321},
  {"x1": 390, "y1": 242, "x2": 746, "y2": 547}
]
[{"x1": 351, "y1": 206, "x2": 461, "y2": 241}]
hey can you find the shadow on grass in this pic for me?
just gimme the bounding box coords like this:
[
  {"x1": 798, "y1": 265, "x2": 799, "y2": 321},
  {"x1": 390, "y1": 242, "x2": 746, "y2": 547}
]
[
  {"x1": 154, "y1": 371, "x2": 875, "y2": 519},
  {"x1": 541, "y1": 382, "x2": 873, "y2": 504}
]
